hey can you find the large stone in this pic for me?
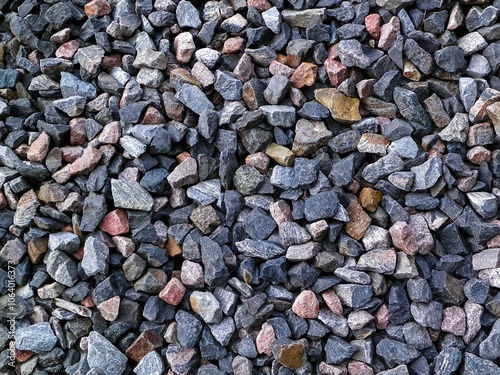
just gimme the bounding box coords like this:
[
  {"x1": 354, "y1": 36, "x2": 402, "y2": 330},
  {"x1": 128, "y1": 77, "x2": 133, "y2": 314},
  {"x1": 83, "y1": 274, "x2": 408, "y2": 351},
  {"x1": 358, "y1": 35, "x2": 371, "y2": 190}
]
[{"x1": 315, "y1": 88, "x2": 361, "y2": 125}]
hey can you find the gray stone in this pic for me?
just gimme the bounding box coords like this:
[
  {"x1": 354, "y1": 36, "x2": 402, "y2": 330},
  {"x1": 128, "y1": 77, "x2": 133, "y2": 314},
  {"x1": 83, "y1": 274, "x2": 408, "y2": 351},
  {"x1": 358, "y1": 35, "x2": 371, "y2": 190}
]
[
  {"x1": 134, "y1": 351, "x2": 165, "y2": 375},
  {"x1": 111, "y1": 179, "x2": 154, "y2": 211},
  {"x1": 15, "y1": 322, "x2": 57, "y2": 354},
  {"x1": 233, "y1": 165, "x2": 264, "y2": 196},
  {"x1": 264, "y1": 75, "x2": 291, "y2": 105},
  {"x1": 215, "y1": 71, "x2": 242, "y2": 100},
  {"x1": 176, "y1": 0, "x2": 202, "y2": 28},
  {"x1": 87, "y1": 331, "x2": 128, "y2": 375},
  {"x1": 336, "y1": 40, "x2": 371, "y2": 68},
  {"x1": 261, "y1": 105, "x2": 296, "y2": 128},
  {"x1": 375, "y1": 339, "x2": 420, "y2": 366},
  {"x1": 82, "y1": 237, "x2": 109, "y2": 277},
  {"x1": 333, "y1": 284, "x2": 372, "y2": 308},
  {"x1": 200, "y1": 237, "x2": 229, "y2": 287},
  {"x1": 325, "y1": 336, "x2": 356, "y2": 365},
  {"x1": 190, "y1": 291, "x2": 223, "y2": 324},
  {"x1": 410, "y1": 156, "x2": 442, "y2": 191},
  {"x1": 187, "y1": 179, "x2": 221, "y2": 205},
  {"x1": 48, "y1": 232, "x2": 79, "y2": 254},
  {"x1": 175, "y1": 84, "x2": 214, "y2": 115},
  {"x1": 44, "y1": 250, "x2": 78, "y2": 287}
]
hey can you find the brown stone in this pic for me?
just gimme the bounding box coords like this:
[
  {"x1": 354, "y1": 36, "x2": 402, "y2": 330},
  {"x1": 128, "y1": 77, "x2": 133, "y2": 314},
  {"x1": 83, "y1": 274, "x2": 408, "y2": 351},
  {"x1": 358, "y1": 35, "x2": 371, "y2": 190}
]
[
  {"x1": 28, "y1": 238, "x2": 48, "y2": 264},
  {"x1": 84, "y1": 0, "x2": 112, "y2": 17},
  {"x1": 174, "y1": 32, "x2": 195, "y2": 64},
  {"x1": 142, "y1": 106, "x2": 166, "y2": 125},
  {"x1": 247, "y1": 0, "x2": 272, "y2": 11},
  {"x1": 345, "y1": 200, "x2": 371, "y2": 240},
  {"x1": 266, "y1": 143, "x2": 295, "y2": 167},
  {"x1": 50, "y1": 28, "x2": 71, "y2": 43},
  {"x1": 165, "y1": 235, "x2": 182, "y2": 257},
  {"x1": 358, "y1": 188, "x2": 383, "y2": 213},
  {"x1": 290, "y1": 62, "x2": 317, "y2": 89},
  {"x1": 125, "y1": 330, "x2": 163, "y2": 362},
  {"x1": 69, "y1": 118, "x2": 87, "y2": 146},
  {"x1": 273, "y1": 340, "x2": 307, "y2": 370},
  {"x1": 378, "y1": 16, "x2": 400, "y2": 51},
  {"x1": 233, "y1": 53, "x2": 256, "y2": 82}
]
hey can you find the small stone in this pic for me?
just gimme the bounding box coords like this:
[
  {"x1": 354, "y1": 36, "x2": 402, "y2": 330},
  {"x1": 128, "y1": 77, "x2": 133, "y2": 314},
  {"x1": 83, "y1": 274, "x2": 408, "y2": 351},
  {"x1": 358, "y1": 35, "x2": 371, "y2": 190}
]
[
  {"x1": 88, "y1": 331, "x2": 128, "y2": 375},
  {"x1": 292, "y1": 290, "x2": 319, "y2": 318},
  {"x1": 325, "y1": 336, "x2": 356, "y2": 365},
  {"x1": 434, "y1": 46, "x2": 466, "y2": 73},
  {"x1": 315, "y1": 88, "x2": 361, "y2": 125},
  {"x1": 291, "y1": 62, "x2": 317, "y2": 89},
  {"x1": 215, "y1": 70, "x2": 243, "y2": 100},
  {"x1": 345, "y1": 200, "x2": 371, "y2": 241},
  {"x1": 99, "y1": 209, "x2": 129, "y2": 236},
  {"x1": 168, "y1": 157, "x2": 199, "y2": 188},
  {"x1": 190, "y1": 205, "x2": 221, "y2": 235},
  {"x1": 410, "y1": 156, "x2": 442, "y2": 191},
  {"x1": 441, "y1": 306, "x2": 466, "y2": 336},
  {"x1": 233, "y1": 165, "x2": 264, "y2": 196},
  {"x1": 159, "y1": 277, "x2": 186, "y2": 306},
  {"x1": 15, "y1": 322, "x2": 57, "y2": 354},
  {"x1": 111, "y1": 179, "x2": 154, "y2": 211},
  {"x1": 69, "y1": 146, "x2": 102, "y2": 175},
  {"x1": 176, "y1": 0, "x2": 202, "y2": 28},
  {"x1": 190, "y1": 291, "x2": 223, "y2": 324},
  {"x1": 357, "y1": 133, "x2": 390, "y2": 156},
  {"x1": 271, "y1": 339, "x2": 307, "y2": 370},
  {"x1": 376, "y1": 339, "x2": 420, "y2": 366},
  {"x1": 82, "y1": 237, "x2": 109, "y2": 277},
  {"x1": 292, "y1": 119, "x2": 333, "y2": 156},
  {"x1": 84, "y1": 0, "x2": 111, "y2": 17}
]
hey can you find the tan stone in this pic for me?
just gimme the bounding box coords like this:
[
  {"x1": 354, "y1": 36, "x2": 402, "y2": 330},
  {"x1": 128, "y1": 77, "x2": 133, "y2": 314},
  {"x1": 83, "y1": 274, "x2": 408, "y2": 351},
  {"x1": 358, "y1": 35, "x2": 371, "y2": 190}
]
[
  {"x1": 28, "y1": 238, "x2": 48, "y2": 264},
  {"x1": 165, "y1": 235, "x2": 182, "y2": 257},
  {"x1": 359, "y1": 188, "x2": 383, "y2": 213},
  {"x1": 265, "y1": 143, "x2": 295, "y2": 167},
  {"x1": 314, "y1": 88, "x2": 361, "y2": 125}
]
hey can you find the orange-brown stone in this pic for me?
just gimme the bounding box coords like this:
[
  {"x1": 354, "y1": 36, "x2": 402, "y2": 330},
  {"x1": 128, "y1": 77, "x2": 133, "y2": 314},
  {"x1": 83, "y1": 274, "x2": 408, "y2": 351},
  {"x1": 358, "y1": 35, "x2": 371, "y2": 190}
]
[
  {"x1": 290, "y1": 62, "x2": 317, "y2": 89},
  {"x1": 345, "y1": 200, "x2": 371, "y2": 240},
  {"x1": 359, "y1": 187, "x2": 383, "y2": 213}
]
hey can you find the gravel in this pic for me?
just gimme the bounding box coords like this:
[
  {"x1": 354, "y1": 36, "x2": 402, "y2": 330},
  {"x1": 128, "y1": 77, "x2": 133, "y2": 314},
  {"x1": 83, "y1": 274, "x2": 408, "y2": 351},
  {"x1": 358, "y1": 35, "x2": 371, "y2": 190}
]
[{"x1": 2, "y1": 0, "x2": 500, "y2": 374}]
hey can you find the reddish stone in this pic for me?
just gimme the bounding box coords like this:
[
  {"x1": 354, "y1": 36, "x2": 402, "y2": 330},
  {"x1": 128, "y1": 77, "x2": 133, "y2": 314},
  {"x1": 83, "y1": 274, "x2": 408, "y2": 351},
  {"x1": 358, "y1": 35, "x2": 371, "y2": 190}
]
[
  {"x1": 118, "y1": 167, "x2": 140, "y2": 181},
  {"x1": 441, "y1": 306, "x2": 466, "y2": 336},
  {"x1": 84, "y1": 0, "x2": 112, "y2": 17},
  {"x1": 233, "y1": 53, "x2": 256, "y2": 82},
  {"x1": 142, "y1": 106, "x2": 166, "y2": 124},
  {"x1": 378, "y1": 16, "x2": 400, "y2": 51},
  {"x1": 256, "y1": 322, "x2": 276, "y2": 355},
  {"x1": 292, "y1": 290, "x2": 319, "y2": 319},
  {"x1": 245, "y1": 153, "x2": 270, "y2": 173},
  {"x1": 102, "y1": 54, "x2": 122, "y2": 72},
  {"x1": 319, "y1": 362, "x2": 347, "y2": 375},
  {"x1": 15, "y1": 350, "x2": 34, "y2": 362},
  {"x1": 159, "y1": 277, "x2": 186, "y2": 306},
  {"x1": 27, "y1": 132, "x2": 50, "y2": 162},
  {"x1": 346, "y1": 179, "x2": 360, "y2": 194},
  {"x1": 99, "y1": 209, "x2": 129, "y2": 236},
  {"x1": 69, "y1": 118, "x2": 87, "y2": 146},
  {"x1": 181, "y1": 260, "x2": 204, "y2": 288},
  {"x1": 291, "y1": 62, "x2": 317, "y2": 89},
  {"x1": 52, "y1": 165, "x2": 72, "y2": 184},
  {"x1": 247, "y1": 0, "x2": 272, "y2": 11},
  {"x1": 365, "y1": 14, "x2": 382, "y2": 39},
  {"x1": 348, "y1": 310, "x2": 374, "y2": 330},
  {"x1": 192, "y1": 62, "x2": 216, "y2": 88},
  {"x1": 389, "y1": 221, "x2": 418, "y2": 255},
  {"x1": 69, "y1": 146, "x2": 103, "y2": 175},
  {"x1": 61, "y1": 146, "x2": 83, "y2": 162},
  {"x1": 50, "y1": 28, "x2": 71, "y2": 43},
  {"x1": 356, "y1": 79, "x2": 376, "y2": 98},
  {"x1": 112, "y1": 236, "x2": 135, "y2": 257},
  {"x1": 270, "y1": 200, "x2": 292, "y2": 225},
  {"x1": 55, "y1": 40, "x2": 80, "y2": 59},
  {"x1": 467, "y1": 146, "x2": 491, "y2": 164},
  {"x1": 223, "y1": 37, "x2": 246, "y2": 54},
  {"x1": 347, "y1": 361, "x2": 374, "y2": 375},
  {"x1": 125, "y1": 330, "x2": 163, "y2": 362},
  {"x1": 324, "y1": 59, "x2": 349, "y2": 88},
  {"x1": 99, "y1": 121, "x2": 122, "y2": 144},
  {"x1": 375, "y1": 304, "x2": 389, "y2": 329},
  {"x1": 176, "y1": 152, "x2": 191, "y2": 163},
  {"x1": 322, "y1": 289, "x2": 343, "y2": 316},
  {"x1": 174, "y1": 32, "x2": 195, "y2": 64},
  {"x1": 97, "y1": 296, "x2": 120, "y2": 321},
  {"x1": 464, "y1": 301, "x2": 483, "y2": 344}
]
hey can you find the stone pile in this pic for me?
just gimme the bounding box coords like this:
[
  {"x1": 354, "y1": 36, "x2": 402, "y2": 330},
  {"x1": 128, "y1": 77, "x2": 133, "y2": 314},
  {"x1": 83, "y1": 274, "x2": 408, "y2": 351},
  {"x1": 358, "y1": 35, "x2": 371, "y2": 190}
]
[{"x1": 1, "y1": 0, "x2": 500, "y2": 374}]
